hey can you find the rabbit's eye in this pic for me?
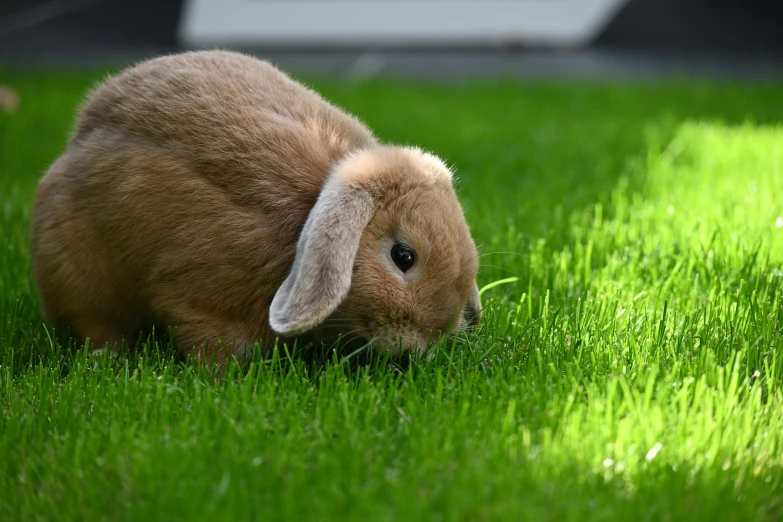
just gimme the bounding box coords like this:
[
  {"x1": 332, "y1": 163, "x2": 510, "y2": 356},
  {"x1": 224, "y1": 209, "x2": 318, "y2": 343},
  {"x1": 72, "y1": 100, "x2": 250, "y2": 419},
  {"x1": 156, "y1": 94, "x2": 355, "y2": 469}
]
[{"x1": 391, "y1": 244, "x2": 415, "y2": 272}]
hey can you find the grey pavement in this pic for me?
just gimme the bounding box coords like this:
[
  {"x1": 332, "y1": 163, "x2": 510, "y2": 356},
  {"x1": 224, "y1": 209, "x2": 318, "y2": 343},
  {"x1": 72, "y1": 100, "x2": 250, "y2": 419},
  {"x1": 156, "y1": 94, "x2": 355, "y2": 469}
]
[{"x1": 3, "y1": 47, "x2": 783, "y2": 82}]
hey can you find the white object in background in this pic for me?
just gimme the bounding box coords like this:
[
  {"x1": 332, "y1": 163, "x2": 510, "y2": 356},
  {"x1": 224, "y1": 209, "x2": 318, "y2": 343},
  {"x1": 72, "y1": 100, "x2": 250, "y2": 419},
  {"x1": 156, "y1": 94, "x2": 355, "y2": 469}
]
[{"x1": 179, "y1": 0, "x2": 631, "y2": 49}]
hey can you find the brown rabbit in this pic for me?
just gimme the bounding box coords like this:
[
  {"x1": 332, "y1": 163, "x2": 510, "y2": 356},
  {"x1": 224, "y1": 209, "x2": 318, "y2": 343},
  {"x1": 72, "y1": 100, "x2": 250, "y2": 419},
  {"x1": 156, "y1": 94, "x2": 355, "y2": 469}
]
[{"x1": 31, "y1": 50, "x2": 481, "y2": 366}]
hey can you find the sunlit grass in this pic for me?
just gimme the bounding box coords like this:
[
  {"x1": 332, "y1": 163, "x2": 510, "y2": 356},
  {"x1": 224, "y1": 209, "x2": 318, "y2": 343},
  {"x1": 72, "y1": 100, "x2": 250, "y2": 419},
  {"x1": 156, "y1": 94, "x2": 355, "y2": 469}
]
[{"x1": 1, "y1": 69, "x2": 783, "y2": 520}]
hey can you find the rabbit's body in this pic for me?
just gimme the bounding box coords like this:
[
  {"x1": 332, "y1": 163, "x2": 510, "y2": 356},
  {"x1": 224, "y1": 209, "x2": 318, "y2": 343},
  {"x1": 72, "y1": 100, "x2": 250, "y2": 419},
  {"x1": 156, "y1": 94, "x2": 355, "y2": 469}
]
[{"x1": 32, "y1": 51, "x2": 481, "y2": 365}]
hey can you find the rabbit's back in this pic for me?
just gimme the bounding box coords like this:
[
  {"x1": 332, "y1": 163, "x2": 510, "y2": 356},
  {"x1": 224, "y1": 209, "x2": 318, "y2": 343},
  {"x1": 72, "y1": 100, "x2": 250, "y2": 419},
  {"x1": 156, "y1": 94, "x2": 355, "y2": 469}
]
[{"x1": 73, "y1": 50, "x2": 376, "y2": 210}]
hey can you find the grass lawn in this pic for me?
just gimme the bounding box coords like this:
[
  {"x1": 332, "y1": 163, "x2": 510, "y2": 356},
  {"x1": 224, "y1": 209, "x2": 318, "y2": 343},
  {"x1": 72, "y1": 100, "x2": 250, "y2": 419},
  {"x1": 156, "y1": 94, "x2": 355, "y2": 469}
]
[{"x1": 2, "y1": 67, "x2": 783, "y2": 521}]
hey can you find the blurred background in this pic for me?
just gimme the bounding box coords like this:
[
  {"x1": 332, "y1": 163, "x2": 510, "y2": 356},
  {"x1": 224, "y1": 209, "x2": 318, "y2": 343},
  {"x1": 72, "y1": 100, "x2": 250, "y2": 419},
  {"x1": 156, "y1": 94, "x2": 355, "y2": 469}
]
[{"x1": 1, "y1": 0, "x2": 783, "y2": 80}]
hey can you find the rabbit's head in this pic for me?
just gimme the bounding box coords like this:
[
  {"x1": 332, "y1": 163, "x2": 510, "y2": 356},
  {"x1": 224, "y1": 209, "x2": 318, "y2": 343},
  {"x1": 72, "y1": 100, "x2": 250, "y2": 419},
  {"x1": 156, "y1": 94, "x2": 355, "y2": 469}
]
[{"x1": 270, "y1": 146, "x2": 481, "y2": 354}]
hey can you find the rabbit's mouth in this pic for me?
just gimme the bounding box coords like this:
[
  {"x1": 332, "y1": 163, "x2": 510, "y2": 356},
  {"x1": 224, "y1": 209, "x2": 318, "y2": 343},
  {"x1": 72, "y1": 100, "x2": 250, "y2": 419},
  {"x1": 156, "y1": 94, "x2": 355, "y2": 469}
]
[
  {"x1": 320, "y1": 313, "x2": 471, "y2": 357},
  {"x1": 365, "y1": 327, "x2": 432, "y2": 357}
]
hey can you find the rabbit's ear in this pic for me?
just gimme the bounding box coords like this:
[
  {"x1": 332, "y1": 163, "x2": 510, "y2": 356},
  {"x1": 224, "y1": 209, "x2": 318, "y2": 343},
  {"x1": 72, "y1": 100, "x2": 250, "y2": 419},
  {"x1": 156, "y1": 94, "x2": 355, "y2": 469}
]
[{"x1": 269, "y1": 178, "x2": 375, "y2": 336}]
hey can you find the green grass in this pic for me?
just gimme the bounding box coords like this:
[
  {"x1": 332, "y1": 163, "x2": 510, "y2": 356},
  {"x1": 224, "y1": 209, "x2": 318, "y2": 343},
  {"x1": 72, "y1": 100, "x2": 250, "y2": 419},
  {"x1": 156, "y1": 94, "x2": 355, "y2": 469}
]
[{"x1": 2, "y1": 67, "x2": 783, "y2": 521}]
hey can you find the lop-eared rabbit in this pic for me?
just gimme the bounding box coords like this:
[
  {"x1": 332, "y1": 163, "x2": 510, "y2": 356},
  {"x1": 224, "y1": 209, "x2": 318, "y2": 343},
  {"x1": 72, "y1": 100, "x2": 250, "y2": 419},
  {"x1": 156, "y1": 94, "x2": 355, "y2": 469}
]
[{"x1": 31, "y1": 50, "x2": 482, "y2": 366}]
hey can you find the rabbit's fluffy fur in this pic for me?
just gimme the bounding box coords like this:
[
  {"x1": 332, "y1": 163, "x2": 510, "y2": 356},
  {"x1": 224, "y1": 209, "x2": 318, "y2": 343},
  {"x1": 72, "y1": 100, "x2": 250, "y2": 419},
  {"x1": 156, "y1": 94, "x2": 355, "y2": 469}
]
[{"x1": 31, "y1": 50, "x2": 481, "y2": 365}]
